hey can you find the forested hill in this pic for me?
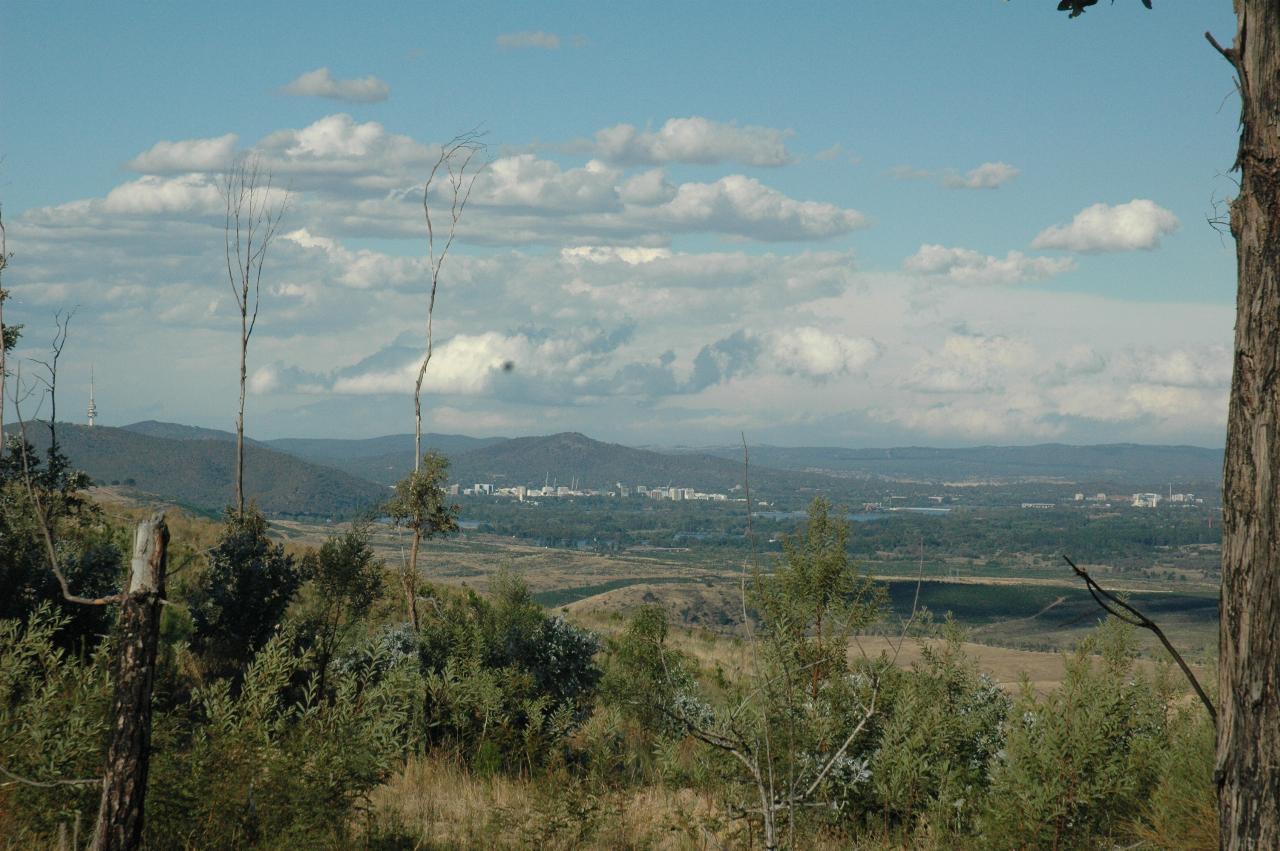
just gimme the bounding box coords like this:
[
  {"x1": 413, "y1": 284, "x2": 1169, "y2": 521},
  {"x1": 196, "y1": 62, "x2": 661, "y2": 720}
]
[
  {"x1": 680, "y1": 442, "x2": 1224, "y2": 488},
  {"x1": 444, "y1": 432, "x2": 798, "y2": 492},
  {"x1": 262, "y1": 432, "x2": 506, "y2": 482},
  {"x1": 7, "y1": 422, "x2": 388, "y2": 519},
  {"x1": 121, "y1": 420, "x2": 247, "y2": 443},
  {"x1": 273, "y1": 430, "x2": 815, "y2": 493}
]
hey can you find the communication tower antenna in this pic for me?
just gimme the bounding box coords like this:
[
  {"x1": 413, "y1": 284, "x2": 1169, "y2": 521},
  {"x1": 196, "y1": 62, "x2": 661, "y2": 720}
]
[{"x1": 86, "y1": 366, "x2": 97, "y2": 427}]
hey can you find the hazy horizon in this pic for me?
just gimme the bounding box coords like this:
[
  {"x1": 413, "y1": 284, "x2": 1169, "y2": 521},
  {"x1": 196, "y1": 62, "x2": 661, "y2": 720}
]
[{"x1": 4, "y1": 416, "x2": 1226, "y2": 453}]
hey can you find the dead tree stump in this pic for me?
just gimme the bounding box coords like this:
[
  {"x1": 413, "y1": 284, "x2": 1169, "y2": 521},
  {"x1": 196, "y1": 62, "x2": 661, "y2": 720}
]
[{"x1": 90, "y1": 512, "x2": 168, "y2": 851}]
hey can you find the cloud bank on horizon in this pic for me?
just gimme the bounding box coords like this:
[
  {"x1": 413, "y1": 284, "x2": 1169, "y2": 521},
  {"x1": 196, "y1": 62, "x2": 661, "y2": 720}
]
[{"x1": 3, "y1": 64, "x2": 1230, "y2": 448}]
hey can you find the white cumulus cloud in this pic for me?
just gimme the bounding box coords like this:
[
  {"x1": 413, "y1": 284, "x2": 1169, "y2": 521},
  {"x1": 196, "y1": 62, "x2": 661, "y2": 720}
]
[
  {"x1": 474, "y1": 155, "x2": 620, "y2": 213},
  {"x1": 904, "y1": 244, "x2": 1074, "y2": 285},
  {"x1": 658, "y1": 175, "x2": 866, "y2": 240},
  {"x1": 125, "y1": 134, "x2": 239, "y2": 173},
  {"x1": 768, "y1": 327, "x2": 878, "y2": 379},
  {"x1": 943, "y1": 161, "x2": 1020, "y2": 190},
  {"x1": 102, "y1": 174, "x2": 224, "y2": 215},
  {"x1": 592, "y1": 116, "x2": 793, "y2": 167},
  {"x1": 906, "y1": 334, "x2": 1036, "y2": 394},
  {"x1": 280, "y1": 67, "x2": 390, "y2": 103},
  {"x1": 1032, "y1": 199, "x2": 1179, "y2": 253}
]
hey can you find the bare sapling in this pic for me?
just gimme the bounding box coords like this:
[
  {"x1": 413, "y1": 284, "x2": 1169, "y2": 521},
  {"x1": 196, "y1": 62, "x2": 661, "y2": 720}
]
[
  {"x1": 414, "y1": 130, "x2": 486, "y2": 469},
  {"x1": 221, "y1": 157, "x2": 288, "y2": 519},
  {"x1": 398, "y1": 131, "x2": 485, "y2": 630}
]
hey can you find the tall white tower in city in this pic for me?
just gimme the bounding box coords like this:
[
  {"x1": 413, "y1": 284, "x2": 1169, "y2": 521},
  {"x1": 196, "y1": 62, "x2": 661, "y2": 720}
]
[{"x1": 87, "y1": 366, "x2": 97, "y2": 427}]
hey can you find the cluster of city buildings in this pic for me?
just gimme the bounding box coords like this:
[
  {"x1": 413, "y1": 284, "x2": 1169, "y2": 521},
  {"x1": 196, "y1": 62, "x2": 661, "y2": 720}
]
[
  {"x1": 1019, "y1": 491, "x2": 1206, "y2": 510},
  {"x1": 448, "y1": 481, "x2": 733, "y2": 502},
  {"x1": 1124, "y1": 492, "x2": 1202, "y2": 509}
]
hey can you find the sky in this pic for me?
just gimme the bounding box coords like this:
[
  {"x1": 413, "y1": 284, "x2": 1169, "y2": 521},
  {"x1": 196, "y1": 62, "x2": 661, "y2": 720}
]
[{"x1": 0, "y1": 1, "x2": 1243, "y2": 448}]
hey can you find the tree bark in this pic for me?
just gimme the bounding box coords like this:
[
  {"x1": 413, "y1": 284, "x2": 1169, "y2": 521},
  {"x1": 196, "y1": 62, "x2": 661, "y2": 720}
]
[
  {"x1": 405, "y1": 528, "x2": 421, "y2": 631},
  {"x1": 1218, "y1": 3, "x2": 1280, "y2": 847},
  {"x1": 90, "y1": 513, "x2": 169, "y2": 851}
]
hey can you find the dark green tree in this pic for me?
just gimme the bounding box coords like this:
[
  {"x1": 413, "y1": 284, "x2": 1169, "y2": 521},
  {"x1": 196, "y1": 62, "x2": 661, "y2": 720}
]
[
  {"x1": 298, "y1": 522, "x2": 383, "y2": 694},
  {"x1": 188, "y1": 506, "x2": 302, "y2": 679},
  {"x1": 0, "y1": 437, "x2": 121, "y2": 649}
]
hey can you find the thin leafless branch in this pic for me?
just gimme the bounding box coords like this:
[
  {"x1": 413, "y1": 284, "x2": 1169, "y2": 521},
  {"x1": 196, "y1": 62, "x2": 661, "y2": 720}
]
[
  {"x1": 220, "y1": 156, "x2": 288, "y2": 517},
  {"x1": 0, "y1": 203, "x2": 10, "y2": 461},
  {"x1": 0, "y1": 763, "x2": 100, "y2": 789},
  {"x1": 29, "y1": 308, "x2": 75, "y2": 451},
  {"x1": 415, "y1": 130, "x2": 488, "y2": 470},
  {"x1": 1062, "y1": 554, "x2": 1216, "y2": 724}
]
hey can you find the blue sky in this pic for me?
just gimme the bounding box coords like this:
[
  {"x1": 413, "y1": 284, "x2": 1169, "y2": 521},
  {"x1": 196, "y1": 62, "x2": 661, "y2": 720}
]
[{"x1": 0, "y1": 2, "x2": 1243, "y2": 447}]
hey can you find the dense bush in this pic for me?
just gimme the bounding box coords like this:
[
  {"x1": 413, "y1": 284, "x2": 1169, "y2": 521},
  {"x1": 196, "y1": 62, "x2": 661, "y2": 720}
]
[
  {"x1": 979, "y1": 619, "x2": 1175, "y2": 849},
  {"x1": 188, "y1": 506, "x2": 304, "y2": 679},
  {"x1": 859, "y1": 628, "x2": 1010, "y2": 834},
  {"x1": 0, "y1": 439, "x2": 124, "y2": 649},
  {"x1": 296, "y1": 523, "x2": 384, "y2": 690},
  {"x1": 412, "y1": 572, "x2": 601, "y2": 772},
  {"x1": 0, "y1": 606, "x2": 110, "y2": 843},
  {"x1": 146, "y1": 629, "x2": 418, "y2": 850}
]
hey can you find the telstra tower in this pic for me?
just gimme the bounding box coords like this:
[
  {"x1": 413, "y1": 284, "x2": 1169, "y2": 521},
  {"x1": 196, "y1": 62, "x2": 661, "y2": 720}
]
[{"x1": 87, "y1": 367, "x2": 97, "y2": 427}]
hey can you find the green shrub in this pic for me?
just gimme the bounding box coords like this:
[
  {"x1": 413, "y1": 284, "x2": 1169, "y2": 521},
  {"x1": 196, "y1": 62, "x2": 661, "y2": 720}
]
[
  {"x1": 0, "y1": 605, "x2": 110, "y2": 843},
  {"x1": 409, "y1": 574, "x2": 601, "y2": 772},
  {"x1": 0, "y1": 441, "x2": 123, "y2": 650},
  {"x1": 861, "y1": 628, "x2": 1010, "y2": 835},
  {"x1": 1134, "y1": 701, "x2": 1217, "y2": 849},
  {"x1": 146, "y1": 627, "x2": 419, "y2": 849},
  {"x1": 188, "y1": 506, "x2": 303, "y2": 679},
  {"x1": 979, "y1": 619, "x2": 1169, "y2": 849}
]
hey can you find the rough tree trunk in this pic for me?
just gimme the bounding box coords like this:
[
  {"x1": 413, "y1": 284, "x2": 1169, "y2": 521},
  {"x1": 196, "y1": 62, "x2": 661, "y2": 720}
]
[
  {"x1": 1218, "y1": 2, "x2": 1280, "y2": 847},
  {"x1": 90, "y1": 513, "x2": 169, "y2": 851},
  {"x1": 405, "y1": 528, "x2": 422, "y2": 631}
]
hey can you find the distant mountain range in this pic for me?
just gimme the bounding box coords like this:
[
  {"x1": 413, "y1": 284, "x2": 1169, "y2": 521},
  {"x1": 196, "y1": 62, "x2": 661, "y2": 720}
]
[
  {"x1": 3, "y1": 420, "x2": 1224, "y2": 518},
  {"x1": 262, "y1": 429, "x2": 808, "y2": 493},
  {"x1": 441, "y1": 431, "x2": 817, "y2": 493},
  {"x1": 680, "y1": 442, "x2": 1224, "y2": 487},
  {"x1": 263, "y1": 432, "x2": 506, "y2": 487}
]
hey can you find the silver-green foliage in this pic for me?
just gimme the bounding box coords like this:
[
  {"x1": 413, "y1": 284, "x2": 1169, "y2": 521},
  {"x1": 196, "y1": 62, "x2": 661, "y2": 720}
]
[
  {"x1": 412, "y1": 574, "x2": 601, "y2": 773},
  {"x1": 861, "y1": 627, "x2": 1010, "y2": 834},
  {"x1": 979, "y1": 618, "x2": 1171, "y2": 849},
  {"x1": 0, "y1": 605, "x2": 110, "y2": 840},
  {"x1": 146, "y1": 627, "x2": 419, "y2": 849}
]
